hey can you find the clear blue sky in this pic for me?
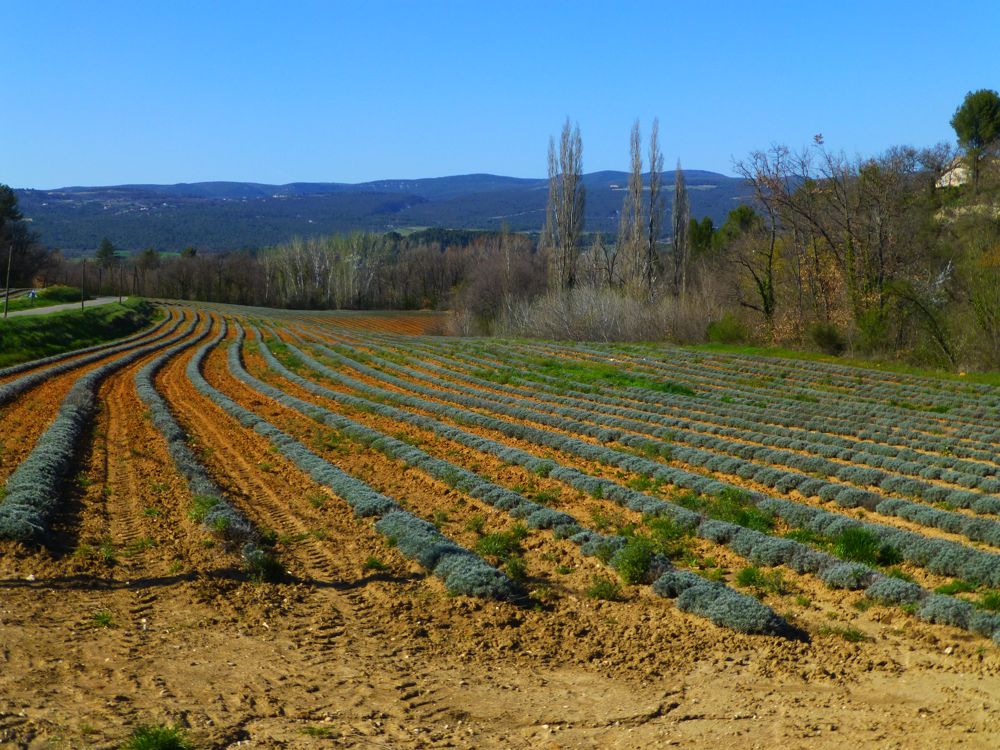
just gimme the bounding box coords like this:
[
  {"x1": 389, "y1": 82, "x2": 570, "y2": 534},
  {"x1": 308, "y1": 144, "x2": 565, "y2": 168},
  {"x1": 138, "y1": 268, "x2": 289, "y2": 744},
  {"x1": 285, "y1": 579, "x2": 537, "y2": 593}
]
[{"x1": 7, "y1": 1, "x2": 1000, "y2": 188}]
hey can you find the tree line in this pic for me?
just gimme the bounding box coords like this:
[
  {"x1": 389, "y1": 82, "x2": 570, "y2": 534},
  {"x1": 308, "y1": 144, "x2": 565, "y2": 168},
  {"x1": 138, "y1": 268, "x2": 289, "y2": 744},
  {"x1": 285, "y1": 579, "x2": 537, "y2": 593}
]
[
  {"x1": 487, "y1": 90, "x2": 1000, "y2": 371},
  {"x1": 4, "y1": 88, "x2": 1000, "y2": 370}
]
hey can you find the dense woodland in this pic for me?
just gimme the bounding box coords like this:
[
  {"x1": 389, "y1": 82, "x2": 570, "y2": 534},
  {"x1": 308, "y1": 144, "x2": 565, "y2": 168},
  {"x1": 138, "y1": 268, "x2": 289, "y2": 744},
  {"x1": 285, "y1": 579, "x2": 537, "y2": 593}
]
[{"x1": 5, "y1": 89, "x2": 1000, "y2": 371}]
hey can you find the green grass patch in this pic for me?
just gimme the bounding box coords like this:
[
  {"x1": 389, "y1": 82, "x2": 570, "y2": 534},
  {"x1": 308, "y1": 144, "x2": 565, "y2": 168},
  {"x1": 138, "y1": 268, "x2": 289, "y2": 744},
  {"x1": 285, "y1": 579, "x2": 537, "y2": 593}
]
[
  {"x1": 978, "y1": 590, "x2": 1000, "y2": 611},
  {"x1": 612, "y1": 536, "x2": 656, "y2": 584},
  {"x1": 586, "y1": 575, "x2": 624, "y2": 601},
  {"x1": 504, "y1": 554, "x2": 528, "y2": 581},
  {"x1": 2, "y1": 285, "x2": 85, "y2": 313},
  {"x1": 676, "y1": 488, "x2": 775, "y2": 533},
  {"x1": 644, "y1": 515, "x2": 693, "y2": 559},
  {"x1": 889, "y1": 399, "x2": 954, "y2": 414},
  {"x1": 834, "y1": 527, "x2": 902, "y2": 566},
  {"x1": 464, "y1": 514, "x2": 486, "y2": 535},
  {"x1": 363, "y1": 556, "x2": 388, "y2": 572},
  {"x1": 188, "y1": 494, "x2": 218, "y2": 524},
  {"x1": 818, "y1": 624, "x2": 869, "y2": 643},
  {"x1": 711, "y1": 489, "x2": 775, "y2": 531},
  {"x1": 935, "y1": 579, "x2": 977, "y2": 595},
  {"x1": 0, "y1": 298, "x2": 156, "y2": 367},
  {"x1": 474, "y1": 524, "x2": 528, "y2": 562},
  {"x1": 120, "y1": 724, "x2": 194, "y2": 750},
  {"x1": 735, "y1": 566, "x2": 790, "y2": 595},
  {"x1": 266, "y1": 340, "x2": 307, "y2": 371},
  {"x1": 125, "y1": 537, "x2": 155, "y2": 555},
  {"x1": 783, "y1": 528, "x2": 833, "y2": 548},
  {"x1": 300, "y1": 725, "x2": 335, "y2": 738},
  {"x1": 515, "y1": 357, "x2": 697, "y2": 396}
]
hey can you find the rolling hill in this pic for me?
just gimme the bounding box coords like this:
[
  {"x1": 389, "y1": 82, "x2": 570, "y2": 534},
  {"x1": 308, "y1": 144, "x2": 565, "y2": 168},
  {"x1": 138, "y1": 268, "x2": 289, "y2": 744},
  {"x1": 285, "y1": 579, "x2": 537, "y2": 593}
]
[{"x1": 15, "y1": 170, "x2": 751, "y2": 252}]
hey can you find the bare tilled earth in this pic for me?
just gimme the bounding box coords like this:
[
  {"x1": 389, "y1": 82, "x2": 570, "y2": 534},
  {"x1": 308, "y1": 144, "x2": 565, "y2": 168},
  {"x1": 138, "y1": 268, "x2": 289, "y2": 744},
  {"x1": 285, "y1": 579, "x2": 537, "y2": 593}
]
[
  {"x1": 2, "y1": 540, "x2": 999, "y2": 749},
  {"x1": 1, "y1": 308, "x2": 999, "y2": 749}
]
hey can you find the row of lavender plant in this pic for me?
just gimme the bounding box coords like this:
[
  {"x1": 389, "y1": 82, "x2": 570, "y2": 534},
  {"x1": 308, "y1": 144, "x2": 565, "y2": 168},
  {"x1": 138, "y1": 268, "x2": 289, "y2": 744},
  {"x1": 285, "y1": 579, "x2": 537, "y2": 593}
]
[
  {"x1": 0, "y1": 311, "x2": 197, "y2": 542},
  {"x1": 134, "y1": 315, "x2": 278, "y2": 578},
  {"x1": 182, "y1": 320, "x2": 513, "y2": 599},
  {"x1": 244, "y1": 325, "x2": 791, "y2": 635},
  {"x1": 0, "y1": 309, "x2": 181, "y2": 409},
  {"x1": 275, "y1": 325, "x2": 1000, "y2": 643}
]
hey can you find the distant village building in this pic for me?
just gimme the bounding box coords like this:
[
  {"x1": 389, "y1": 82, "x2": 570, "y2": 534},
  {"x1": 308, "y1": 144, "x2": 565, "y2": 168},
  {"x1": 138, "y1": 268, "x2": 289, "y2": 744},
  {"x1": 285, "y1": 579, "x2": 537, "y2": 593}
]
[{"x1": 937, "y1": 157, "x2": 969, "y2": 188}]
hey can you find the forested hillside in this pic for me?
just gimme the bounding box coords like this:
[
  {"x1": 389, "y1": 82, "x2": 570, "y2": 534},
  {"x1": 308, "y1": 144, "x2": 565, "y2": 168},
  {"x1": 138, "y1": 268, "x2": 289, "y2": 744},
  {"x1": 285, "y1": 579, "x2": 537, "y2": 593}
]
[{"x1": 16, "y1": 170, "x2": 749, "y2": 252}]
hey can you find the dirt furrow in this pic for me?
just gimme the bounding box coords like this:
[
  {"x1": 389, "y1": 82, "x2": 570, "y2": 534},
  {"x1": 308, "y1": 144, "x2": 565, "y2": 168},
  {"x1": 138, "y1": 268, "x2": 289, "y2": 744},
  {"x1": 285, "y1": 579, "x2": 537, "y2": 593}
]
[
  {"x1": 155, "y1": 323, "x2": 461, "y2": 745},
  {"x1": 4, "y1": 308, "x2": 1000, "y2": 750},
  {"x1": 242, "y1": 345, "x2": 986, "y2": 643},
  {"x1": 0, "y1": 308, "x2": 191, "y2": 486}
]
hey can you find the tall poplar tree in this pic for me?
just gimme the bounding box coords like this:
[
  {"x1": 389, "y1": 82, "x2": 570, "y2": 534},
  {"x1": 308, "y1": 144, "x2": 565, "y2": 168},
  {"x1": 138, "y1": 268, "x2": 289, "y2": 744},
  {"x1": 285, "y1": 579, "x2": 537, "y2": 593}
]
[
  {"x1": 542, "y1": 118, "x2": 585, "y2": 290},
  {"x1": 645, "y1": 119, "x2": 665, "y2": 295},
  {"x1": 671, "y1": 160, "x2": 690, "y2": 296},
  {"x1": 618, "y1": 120, "x2": 644, "y2": 291}
]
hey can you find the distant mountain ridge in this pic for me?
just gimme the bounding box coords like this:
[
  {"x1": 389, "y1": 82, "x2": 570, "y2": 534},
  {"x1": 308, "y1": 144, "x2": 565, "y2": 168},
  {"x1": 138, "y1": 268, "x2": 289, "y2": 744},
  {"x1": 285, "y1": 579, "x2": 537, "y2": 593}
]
[{"x1": 15, "y1": 170, "x2": 751, "y2": 252}]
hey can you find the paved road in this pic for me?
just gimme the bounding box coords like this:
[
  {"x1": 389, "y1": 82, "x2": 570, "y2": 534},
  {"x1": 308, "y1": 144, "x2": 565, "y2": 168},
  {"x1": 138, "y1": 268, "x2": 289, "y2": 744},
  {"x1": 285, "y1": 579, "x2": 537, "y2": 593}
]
[{"x1": 3, "y1": 297, "x2": 126, "y2": 319}]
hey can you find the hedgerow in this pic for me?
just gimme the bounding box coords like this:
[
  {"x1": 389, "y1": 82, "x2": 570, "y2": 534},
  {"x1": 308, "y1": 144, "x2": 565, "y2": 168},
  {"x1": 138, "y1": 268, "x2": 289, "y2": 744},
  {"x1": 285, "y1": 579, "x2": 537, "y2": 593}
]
[{"x1": 0, "y1": 307, "x2": 174, "y2": 380}]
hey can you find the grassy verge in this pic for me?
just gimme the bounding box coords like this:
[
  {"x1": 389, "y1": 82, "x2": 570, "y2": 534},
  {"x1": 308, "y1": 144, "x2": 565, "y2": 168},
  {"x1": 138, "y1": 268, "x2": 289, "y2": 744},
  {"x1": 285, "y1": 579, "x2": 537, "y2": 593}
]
[
  {"x1": 685, "y1": 342, "x2": 1000, "y2": 388},
  {"x1": 2, "y1": 285, "x2": 86, "y2": 313},
  {"x1": 0, "y1": 298, "x2": 159, "y2": 367}
]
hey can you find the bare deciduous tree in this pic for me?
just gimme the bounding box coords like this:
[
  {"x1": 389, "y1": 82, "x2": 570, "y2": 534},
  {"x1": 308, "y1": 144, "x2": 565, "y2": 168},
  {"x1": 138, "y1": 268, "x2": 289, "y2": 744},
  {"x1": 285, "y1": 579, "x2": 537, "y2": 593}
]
[
  {"x1": 618, "y1": 119, "x2": 643, "y2": 291},
  {"x1": 542, "y1": 118, "x2": 585, "y2": 291},
  {"x1": 645, "y1": 118, "x2": 665, "y2": 295},
  {"x1": 671, "y1": 159, "x2": 690, "y2": 296}
]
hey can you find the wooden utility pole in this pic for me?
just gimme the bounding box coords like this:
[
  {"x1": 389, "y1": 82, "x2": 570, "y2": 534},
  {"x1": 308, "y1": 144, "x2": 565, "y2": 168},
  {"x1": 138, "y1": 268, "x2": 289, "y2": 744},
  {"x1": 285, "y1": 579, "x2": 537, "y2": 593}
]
[
  {"x1": 3, "y1": 240, "x2": 13, "y2": 319},
  {"x1": 119, "y1": 262, "x2": 124, "y2": 304},
  {"x1": 81, "y1": 259, "x2": 87, "y2": 310}
]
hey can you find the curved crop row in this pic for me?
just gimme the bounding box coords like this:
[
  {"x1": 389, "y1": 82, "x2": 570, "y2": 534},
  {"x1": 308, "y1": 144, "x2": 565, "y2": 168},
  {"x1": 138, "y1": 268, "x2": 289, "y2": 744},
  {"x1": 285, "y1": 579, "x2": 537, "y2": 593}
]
[
  {"x1": 275, "y1": 328, "x2": 1000, "y2": 643},
  {"x1": 183, "y1": 321, "x2": 513, "y2": 599},
  {"x1": 245, "y1": 325, "x2": 791, "y2": 635},
  {"x1": 0, "y1": 311, "x2": 198, "y2": 542},
  {"x1": 134, "y1": 316, "x2": 277, "y2": 576},
  {"x1": 410, "y1": 339, "x2": 1000, "y2": 500},
  {"x1": 0, "y1": 308, "x2": 182, "y2": 409},
  {"x1": 0, "y1": 307, "x2": 175, "y2": 380},
  {"x1": 353, "y1": 341, "x2": 1000, "y2": 542}
]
